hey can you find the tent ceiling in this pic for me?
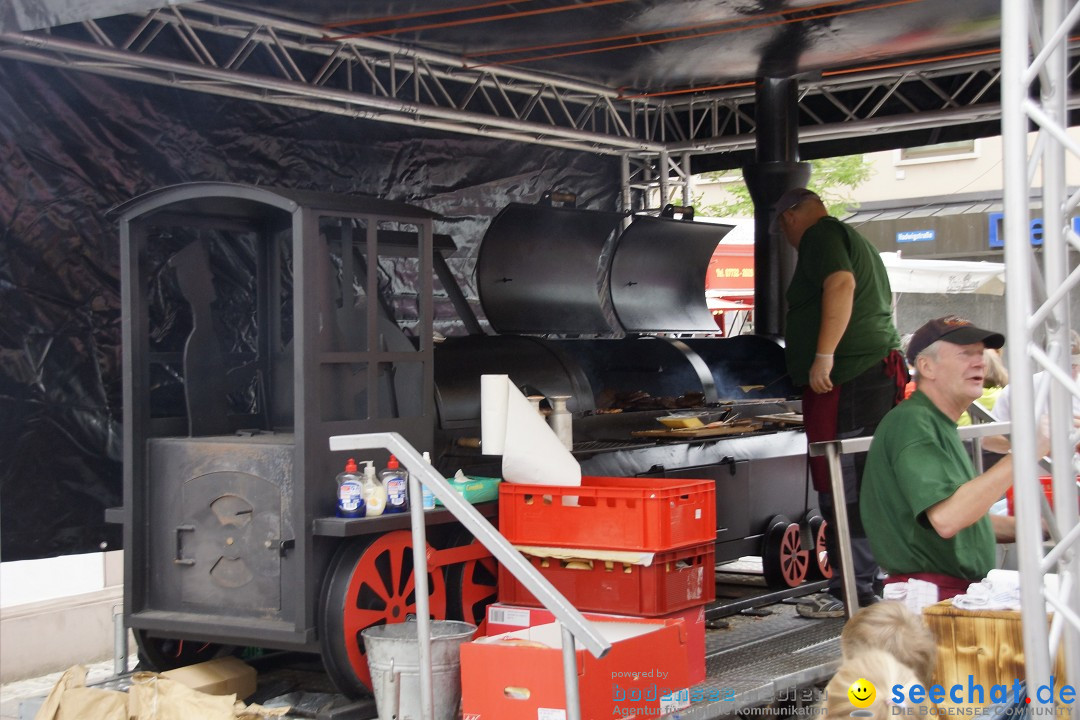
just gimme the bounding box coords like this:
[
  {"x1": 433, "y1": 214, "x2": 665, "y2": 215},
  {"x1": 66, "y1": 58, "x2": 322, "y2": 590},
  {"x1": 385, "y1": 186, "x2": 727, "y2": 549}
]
[
  {"x1": 1, "y1": 1, "x2": 1078, "y2": 161},
  {"x1": 232, "y1": 0, "x2": 1002, "y2": 91}
]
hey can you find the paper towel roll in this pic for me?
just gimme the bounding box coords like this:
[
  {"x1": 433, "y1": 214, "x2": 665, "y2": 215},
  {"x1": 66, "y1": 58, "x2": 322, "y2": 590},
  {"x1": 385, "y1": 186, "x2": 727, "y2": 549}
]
[
  {"x1": 480, "y1": 374, "x2": 581, "y2": 487},
  {"x1": 481, "y1": 374, "x2": 509, "y2": 455}
]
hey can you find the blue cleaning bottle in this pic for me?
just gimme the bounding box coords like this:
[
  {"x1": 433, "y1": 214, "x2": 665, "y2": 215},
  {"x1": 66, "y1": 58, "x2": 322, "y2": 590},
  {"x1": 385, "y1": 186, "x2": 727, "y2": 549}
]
[
  {"x1": 381, "y1": 454, "x2": 409, "y2": 513},
  {"x1": 336, "y1": 458, "x2": 366, "y2": 519}
]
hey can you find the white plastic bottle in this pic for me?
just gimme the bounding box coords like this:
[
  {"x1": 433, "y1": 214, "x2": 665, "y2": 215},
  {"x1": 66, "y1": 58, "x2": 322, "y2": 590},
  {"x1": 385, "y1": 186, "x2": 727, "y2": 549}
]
[
  {"x1": 336, "y1": 458, "x2": 365, "y2": 519},
  {"x1": 421, "y1": 451, "x2": 436, "y2": 510},
  {"x1": 381, "y1": 454, "x2": 409, "y2": 513},
  {"x1": 360, "y1": 460, "x2": 386, "y2": 517}
]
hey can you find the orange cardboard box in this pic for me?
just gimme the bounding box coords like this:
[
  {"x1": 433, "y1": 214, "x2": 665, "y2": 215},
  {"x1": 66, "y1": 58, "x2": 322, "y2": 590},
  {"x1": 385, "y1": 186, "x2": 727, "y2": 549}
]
[
  {"x1": 460, "y1": 616, "x2": 691, "y2": 720},
  {"x1": 485, "y1": 602, "x2": 706, "y2": 685}
]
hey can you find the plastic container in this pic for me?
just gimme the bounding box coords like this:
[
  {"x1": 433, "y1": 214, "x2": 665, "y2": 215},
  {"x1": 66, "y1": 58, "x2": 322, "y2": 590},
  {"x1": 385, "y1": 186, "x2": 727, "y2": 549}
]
[
  {"x1": 335, "y1": 458, "x2": 365, "y2": 519},
  {"x1": 498, "y1": 476, "x2": 715, "y2": 552},
  {"x1": 421, "y1": 451, "x2": 437, "y2": 510},
  {"x1": 497, "y1": 541, "x2": 715, "y2": 616},
  {"x1": 1006, "y1": 476, "x2": 1056, "y2": 516},
  {"x1": 360, "y1": 460, "x2": 386, "y2": 517},
  {"x1": 435, "y1": 474, "x2": 501, "y2": 506},
  {"x1": 381, "y1": 454, "x2": 409, "y2": 513}
]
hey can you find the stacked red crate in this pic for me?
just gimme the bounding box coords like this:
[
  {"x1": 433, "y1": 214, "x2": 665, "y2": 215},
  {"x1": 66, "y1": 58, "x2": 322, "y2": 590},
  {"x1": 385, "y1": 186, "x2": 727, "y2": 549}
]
[{"x1": 496, "y1": 476, "x2": 717, "y2": 616}]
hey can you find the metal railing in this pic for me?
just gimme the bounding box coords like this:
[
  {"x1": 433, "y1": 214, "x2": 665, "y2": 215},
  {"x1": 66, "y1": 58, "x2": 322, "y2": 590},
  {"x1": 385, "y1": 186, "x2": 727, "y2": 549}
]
[
  {"x1": 328, "y1": 431, "x2": 610, "y2": 720},
  {"x1": 808, "y1": 420, "x2": 1013, "y2": 618}
]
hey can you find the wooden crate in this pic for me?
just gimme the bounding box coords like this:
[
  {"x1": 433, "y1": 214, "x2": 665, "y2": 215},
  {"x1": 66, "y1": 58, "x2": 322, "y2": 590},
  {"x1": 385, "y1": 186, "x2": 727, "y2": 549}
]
[{"x1": 923, "y1": 600, "x2": 1065, "y2": 694}]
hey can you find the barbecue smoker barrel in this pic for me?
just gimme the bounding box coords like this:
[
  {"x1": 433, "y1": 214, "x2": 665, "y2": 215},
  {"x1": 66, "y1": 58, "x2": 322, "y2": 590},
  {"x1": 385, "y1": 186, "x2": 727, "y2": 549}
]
[
  {"x1": 433, "y1": 334, "x2": 795, "y2": 445},
  {"x1": 476, "y1": 202, "x2": 622, "y2": 335},
  {"x1": 477, "y1": 201, "x2": 736, "y2": 335},
  {"x1": 438, "y1": 199, "x2": 813, "y2": 588}
]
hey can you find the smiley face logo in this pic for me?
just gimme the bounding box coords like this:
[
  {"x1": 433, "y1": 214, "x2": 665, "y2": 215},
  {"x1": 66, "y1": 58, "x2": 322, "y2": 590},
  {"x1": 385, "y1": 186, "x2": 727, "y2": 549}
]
[{"x1": 848, "y1": 678, "x2": 876, "y2": 708}]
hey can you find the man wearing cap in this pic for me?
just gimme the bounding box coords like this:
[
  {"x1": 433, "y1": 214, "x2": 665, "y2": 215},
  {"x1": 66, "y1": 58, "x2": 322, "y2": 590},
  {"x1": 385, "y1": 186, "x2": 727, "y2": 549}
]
[
  {"x1": 773, "y1": 187, "x2": 907, "y2": 618},
  {"x1": 860, "y1": 316, "x2": 1043, "y2": 599}
]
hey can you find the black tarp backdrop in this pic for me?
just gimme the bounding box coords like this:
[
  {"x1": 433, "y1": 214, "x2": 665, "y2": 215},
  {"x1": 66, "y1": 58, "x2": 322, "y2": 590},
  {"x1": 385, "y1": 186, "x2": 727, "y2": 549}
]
[{"x1": 0, "y1": 60, "x2": 619, "y2": 562}]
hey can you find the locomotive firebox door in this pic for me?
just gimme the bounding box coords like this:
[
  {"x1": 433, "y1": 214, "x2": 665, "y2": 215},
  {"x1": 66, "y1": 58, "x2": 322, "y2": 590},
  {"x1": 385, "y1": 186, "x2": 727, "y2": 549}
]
[
  {"x1": 148, "y1": 435, "x2": 293, "y2": 619},
  {"x1": 178, "y1": 471, "x2": 282, "y2": 611}
]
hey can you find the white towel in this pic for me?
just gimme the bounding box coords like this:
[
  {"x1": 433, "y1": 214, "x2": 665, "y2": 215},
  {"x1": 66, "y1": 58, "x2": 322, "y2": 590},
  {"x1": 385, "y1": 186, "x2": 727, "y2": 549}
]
[
  {"x1": 950, "y1": 570, "x2": 1059, "y2": 611},
  {"x1": 883, "y1": 578, "x2": 939, "y2": 613}
]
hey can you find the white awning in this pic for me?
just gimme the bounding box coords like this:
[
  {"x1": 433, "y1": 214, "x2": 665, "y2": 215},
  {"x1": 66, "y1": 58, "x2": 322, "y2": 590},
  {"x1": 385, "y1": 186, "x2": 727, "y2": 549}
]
[{"x1": 880, "y1": 251, "x2": 1006, "y2": 295}]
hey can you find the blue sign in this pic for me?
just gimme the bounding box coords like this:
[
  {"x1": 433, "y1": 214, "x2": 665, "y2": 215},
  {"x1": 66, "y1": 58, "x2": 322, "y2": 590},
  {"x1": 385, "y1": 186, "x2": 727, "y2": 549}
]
[
  {"x1": 896, "y1": 229, "x2": 935, "y2": 243},
  {"x1": 987, "y1": 212, "x2": 1080, "y2": 248}
]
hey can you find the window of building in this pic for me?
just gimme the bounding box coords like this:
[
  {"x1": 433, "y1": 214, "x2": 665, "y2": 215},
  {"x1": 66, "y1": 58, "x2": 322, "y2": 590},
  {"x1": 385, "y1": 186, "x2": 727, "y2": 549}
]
[{"x1": 895, "y1": 140, "x2": 979, "y2": 165}]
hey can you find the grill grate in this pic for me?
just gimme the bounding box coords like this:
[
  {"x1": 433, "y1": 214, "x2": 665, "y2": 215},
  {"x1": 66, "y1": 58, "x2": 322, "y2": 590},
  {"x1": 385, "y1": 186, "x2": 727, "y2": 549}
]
[{"x1": 571, "y1": 439, "x2": 653, "y2": 453}]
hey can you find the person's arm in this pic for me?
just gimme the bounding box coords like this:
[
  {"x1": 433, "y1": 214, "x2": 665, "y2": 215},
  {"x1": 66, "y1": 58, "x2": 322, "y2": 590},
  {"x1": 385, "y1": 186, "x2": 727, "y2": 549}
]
[
  {"x1": 991, "y1": 511, "x2": 1053, "y2": 543},
  {"x1": 980, "y1": 434, "x2": 1012, "y2": 454},
  {"x1": 809, "y1": 270, "x2": 855, "y2": 394},
  {"x1": 925, "y1": 455, "x2": 1015, "y2": 538},
  {"x1": 990, "y1": 513, "x2": 1016, "y2": 543},
  {"x1": 926, "y1": 427, "x2": 1051, "y2": 538}
]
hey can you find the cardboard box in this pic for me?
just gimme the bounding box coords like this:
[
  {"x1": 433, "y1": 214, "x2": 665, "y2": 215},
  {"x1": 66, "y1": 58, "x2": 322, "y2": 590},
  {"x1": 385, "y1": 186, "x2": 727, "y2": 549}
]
[
  {"x1": 461, "y1": 616, "x2": 691, "y2": 720},
  {"x1": 486, "y1": 602, "x2": 706, "y2": 685},
  {"x1": 161, "y1": 656, "x2": 257, "y2": 699}
]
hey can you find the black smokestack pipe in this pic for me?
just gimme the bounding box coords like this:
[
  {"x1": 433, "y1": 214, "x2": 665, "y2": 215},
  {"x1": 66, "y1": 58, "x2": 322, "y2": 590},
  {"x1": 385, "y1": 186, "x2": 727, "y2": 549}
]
[{"x1": 743, "y1": 76, "x2": 810, "y2": 340}]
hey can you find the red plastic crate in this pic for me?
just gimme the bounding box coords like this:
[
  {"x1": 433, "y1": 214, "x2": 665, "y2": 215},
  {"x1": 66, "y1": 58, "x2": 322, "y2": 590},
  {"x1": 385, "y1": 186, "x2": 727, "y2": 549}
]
[
  {"x1": 498, "y1": 476, "x2": 716, "y2": 552},
  {"x1": 497, "y1": 542, "x2": 715, "y2": 616},
  {"x1": 1005, "y1": 476, "x2": 1069, "y2": 515}
]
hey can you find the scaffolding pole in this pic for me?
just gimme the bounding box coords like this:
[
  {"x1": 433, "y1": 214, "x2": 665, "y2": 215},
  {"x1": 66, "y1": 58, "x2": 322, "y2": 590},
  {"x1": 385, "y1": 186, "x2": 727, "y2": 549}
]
[{"x1": 1001, "y1": 0, "x2": 1080, "y2": 698}]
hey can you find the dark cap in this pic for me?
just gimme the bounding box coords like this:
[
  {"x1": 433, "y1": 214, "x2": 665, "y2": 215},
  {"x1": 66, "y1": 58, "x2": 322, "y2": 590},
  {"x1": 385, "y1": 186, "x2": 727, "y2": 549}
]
[
  {"x1": 769, "y1": 188, "x2": 821, "y2": 233},
  {"x1": 906, "y1": 315, "x2": 1005, "y2": 365}
]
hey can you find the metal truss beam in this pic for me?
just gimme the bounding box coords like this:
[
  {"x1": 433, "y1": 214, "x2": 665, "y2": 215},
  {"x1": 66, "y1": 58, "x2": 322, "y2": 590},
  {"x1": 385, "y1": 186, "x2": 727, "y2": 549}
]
[
  {"x1": 1002, "y1": 0, "x2": 1080, "y2": 699},
  {"x1": 0, "y1": 2, "x2": 664, "y2": 155},
  {"x1": 2, "y1": 1, "x2": 1078, "y2": 164},
  {"x1": 659, "y1": 50, "x2": 1080, "y2": 153}
]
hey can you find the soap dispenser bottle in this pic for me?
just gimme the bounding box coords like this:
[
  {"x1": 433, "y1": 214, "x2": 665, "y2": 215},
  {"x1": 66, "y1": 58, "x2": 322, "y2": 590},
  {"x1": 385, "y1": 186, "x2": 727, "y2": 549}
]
[
  {"x1": 421, "y1": 451, "x2": 436, "y2": 510},
  {"x1": 336, "y1": 458, "x2": 366, "y2": 519},
  {"x1": 360, "y1": 460, "x2": 386, "y2": 517},
  {"x1": 381, "y1": 454, "x2": 409, "y2": 513}
]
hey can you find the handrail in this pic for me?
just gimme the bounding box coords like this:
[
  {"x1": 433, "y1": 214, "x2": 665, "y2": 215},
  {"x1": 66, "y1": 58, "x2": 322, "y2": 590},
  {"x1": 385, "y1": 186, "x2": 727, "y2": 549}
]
[
  {"x1": 808, "y1": 420, "x2": 1012, "y2": 618},
  {"x1": 328, "y1": 431, "x2": 611, "y2": 720}
]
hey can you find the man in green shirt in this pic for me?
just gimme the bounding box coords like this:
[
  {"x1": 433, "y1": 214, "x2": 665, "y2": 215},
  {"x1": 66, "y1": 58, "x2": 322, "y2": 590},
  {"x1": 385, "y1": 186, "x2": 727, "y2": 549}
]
[
  {"x1": 861, "y1": 316, "x2": 1040, "y2": 598},
  {"x1": 774, "y1": 188, "x2": 907, "y2": 618}
]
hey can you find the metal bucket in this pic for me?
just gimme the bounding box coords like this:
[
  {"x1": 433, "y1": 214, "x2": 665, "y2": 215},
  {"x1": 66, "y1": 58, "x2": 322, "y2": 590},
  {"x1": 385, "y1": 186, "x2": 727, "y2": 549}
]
[{"x1": 362, "y1": 620, "x2": 477, "y2": 720}]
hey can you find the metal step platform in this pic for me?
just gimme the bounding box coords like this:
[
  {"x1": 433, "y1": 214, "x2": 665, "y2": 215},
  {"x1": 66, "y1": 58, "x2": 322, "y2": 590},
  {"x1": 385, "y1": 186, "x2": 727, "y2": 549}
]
[{"x1": 683, "y1": 601, "x2": 843, "y2": 718}]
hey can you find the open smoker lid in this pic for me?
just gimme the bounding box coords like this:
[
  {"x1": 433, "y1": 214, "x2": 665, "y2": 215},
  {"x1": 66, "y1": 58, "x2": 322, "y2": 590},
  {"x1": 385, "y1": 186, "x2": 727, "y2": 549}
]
[
  {"x1": 477, "y1": 202, "x2": 736, "y2": 335},
  {"x1": 476, "y1": 202, "x2": 623, "y2": 335},
  {"x1": 610, "y1": 215, "x2": 734, "y2": 333}
]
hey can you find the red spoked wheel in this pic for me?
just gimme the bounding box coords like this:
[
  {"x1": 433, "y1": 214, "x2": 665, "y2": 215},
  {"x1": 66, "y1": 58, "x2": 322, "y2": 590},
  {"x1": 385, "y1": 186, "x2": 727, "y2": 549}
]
[
  {"x1": 762, "y1": 514, "x2": 809, "y2": 589},
  {"x1": 319, "y1": 530, "x2": 447, "y2": 698},
  {"x1": 444, "y1": 536, "x2": 498, "y2": 636},
  {"x1": 804, "y1": 510, "x2": 832, "y2": 581}
]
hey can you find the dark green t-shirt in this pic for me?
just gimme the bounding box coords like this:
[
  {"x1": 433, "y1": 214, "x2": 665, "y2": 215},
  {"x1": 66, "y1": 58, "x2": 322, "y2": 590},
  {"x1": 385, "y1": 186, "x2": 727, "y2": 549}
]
[
  {"x1": 861, "y1": 390, "x2": 996, "y2": 580},
  {"x1": 785, "y1": 216, "x2": 900, "y2": 386}
]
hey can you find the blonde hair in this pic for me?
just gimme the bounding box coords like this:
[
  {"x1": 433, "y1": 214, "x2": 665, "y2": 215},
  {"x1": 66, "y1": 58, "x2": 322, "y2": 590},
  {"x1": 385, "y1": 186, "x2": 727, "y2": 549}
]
[
  {"x1": 824, "y1": 649, "x2": 925, "y2": 719},
  {"x1": 841, "y1": 601, "x2": 938, "y2": 686},
  {"x1": 982, "y1": 349, "x2": 1009, "y2": 389}
]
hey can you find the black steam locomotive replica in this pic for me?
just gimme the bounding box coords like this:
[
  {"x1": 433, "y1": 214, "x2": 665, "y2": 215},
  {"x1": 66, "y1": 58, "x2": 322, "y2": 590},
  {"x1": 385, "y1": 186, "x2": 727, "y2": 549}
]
[{"x1": 112, "y1": 183, "x2": 823, "y2": 698}]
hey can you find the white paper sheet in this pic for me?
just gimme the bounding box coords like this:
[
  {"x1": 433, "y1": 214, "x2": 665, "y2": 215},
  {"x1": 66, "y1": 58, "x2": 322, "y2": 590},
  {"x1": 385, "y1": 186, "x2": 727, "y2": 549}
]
[
  {"x1": 480, "y1": 374, "x2": 509, "y2": 455},
  {"x1": 480, "y1": 374, "x2": 581, "y2": 487}
]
